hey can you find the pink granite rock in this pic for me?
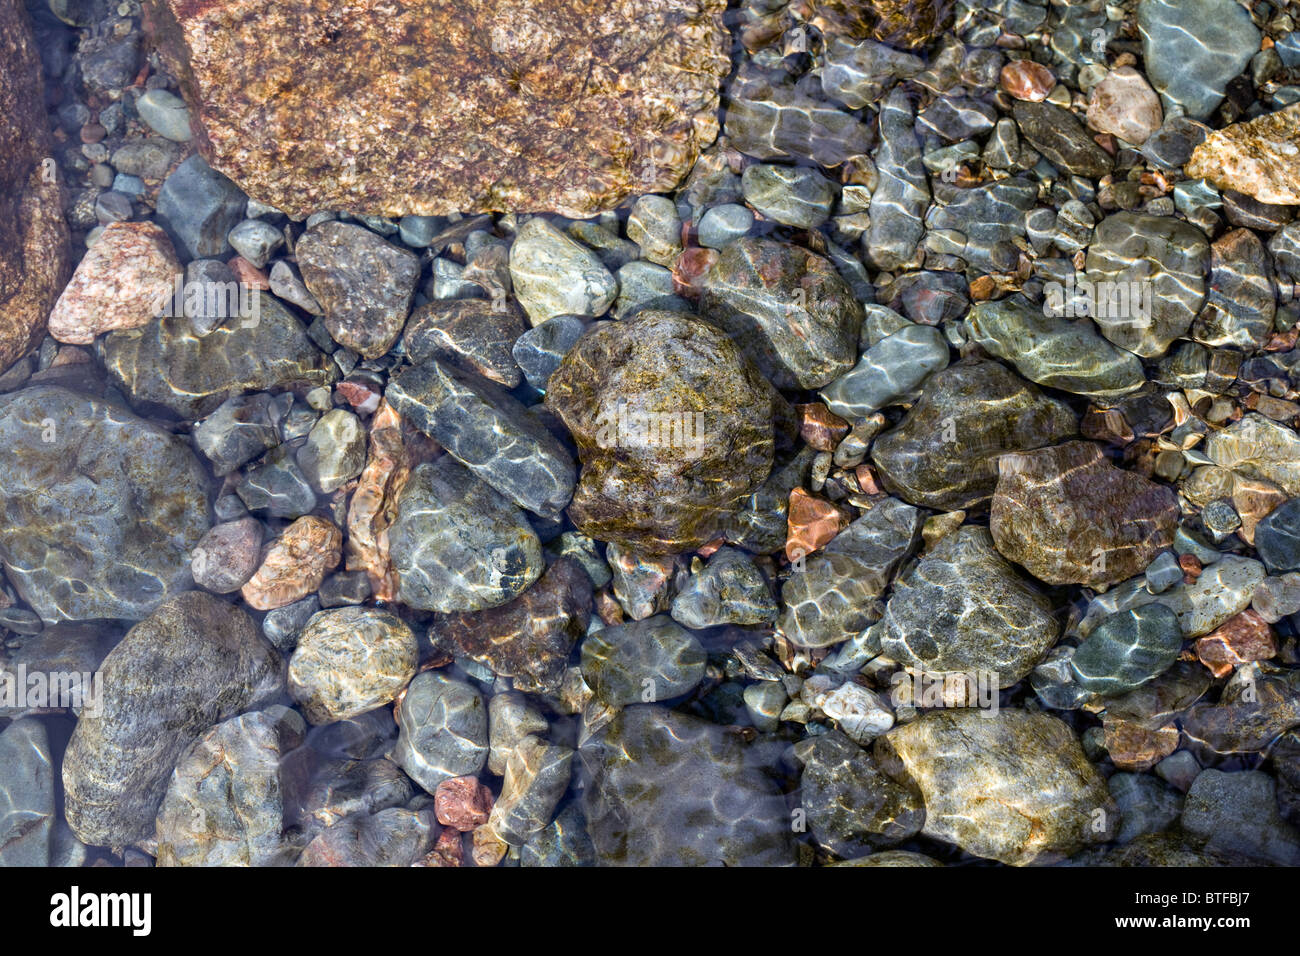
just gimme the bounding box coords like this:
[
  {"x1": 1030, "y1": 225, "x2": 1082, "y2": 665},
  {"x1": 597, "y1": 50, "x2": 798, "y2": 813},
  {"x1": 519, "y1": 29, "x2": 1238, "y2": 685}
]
[
  {"x1": 1086, "y1": 67, "x2": 1163, "y2": 145},
  {"x1": 47, "y1": 221, "x2": 182, "y2": 344}
]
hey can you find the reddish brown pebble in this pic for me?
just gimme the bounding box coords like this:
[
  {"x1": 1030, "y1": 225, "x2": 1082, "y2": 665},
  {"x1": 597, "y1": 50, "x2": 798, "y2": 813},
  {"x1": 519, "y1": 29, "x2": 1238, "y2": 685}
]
[
  {"x1": 854, "y1": 464, "x2": 884, "y2": 496},
  {"x1": 671, "y1": 246, "x2": 718, "y2": 297},
  {"x1": 1234, "y1": 478, "x2": 1289, "y2": 545},
  {"x1": 1195, "y1": 610, "x2": 1278, "y2": 678},
  {"x1": 1179, "y1": 554, "x2": 1203, "y2": 582},
  {"x1": 414, "y1": 828, "x2": 464, "y2": 867},
  {"x1": 228, "y1": 255, "x2": 270, "y2": 290},
  {"x1": 50, "y1": 346, "x2": 92, "y2": 367},
  {"x1": 594, "y1": 588, "x2": 625, "y2": 626},
  {"x1": 336, "y1": 378, "x2": 382, "y2": 414},
  {"x1": 241, "y1": 515, "x2": 342, "y2": 611},
  {"x1": 697, "y1": 536, "x2": 725, "y2": 559},
  {"x1": 79, "y1": 123, "x2": 105, "y2": 144},
  {"x1": 1103, "y1": 718, "x2": 1179, "y2": 772},
  {"x1": 785, "y1": 487, "x2": 850, "y2": 562},
  {"x1": 1000, "y1": 59, "x2": 1055, "y2": 101},
  {"x1": 434, "y1": 776, "x2": 494, "y2": 832},
  {"x1": 796, "y1": 402, "x2": 850, "y2": 451},
  {"x1": 345, "y1": 400, "x2": 433, "y2": 601}
]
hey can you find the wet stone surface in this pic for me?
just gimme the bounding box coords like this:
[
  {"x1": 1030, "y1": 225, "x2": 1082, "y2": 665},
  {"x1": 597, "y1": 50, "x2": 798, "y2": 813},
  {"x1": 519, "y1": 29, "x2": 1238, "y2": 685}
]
[{"x1": 11, "y1": 0, "x2": 1300, "y2": 872}]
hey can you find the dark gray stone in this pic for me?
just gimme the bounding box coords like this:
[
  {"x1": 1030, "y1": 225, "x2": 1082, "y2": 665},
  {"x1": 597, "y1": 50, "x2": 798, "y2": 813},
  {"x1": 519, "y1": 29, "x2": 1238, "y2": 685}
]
[{"x1": 387, "y1": 360, "x2": 575, "y2": 519}]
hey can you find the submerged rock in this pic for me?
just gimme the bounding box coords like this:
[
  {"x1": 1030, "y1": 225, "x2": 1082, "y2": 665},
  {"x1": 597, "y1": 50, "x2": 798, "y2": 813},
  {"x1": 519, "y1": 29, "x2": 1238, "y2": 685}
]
[
  {"x1": 1070, "y1": 605, "x2": 1183, "y2": 696},
  {"x1": 156, "y1": 708, "x2": 306, "y2": 866},
  {"x1": 296, "y1": 221, "x2": 420, "y2": 358},
  {"x1": 62, "y1": 592, "x2": 283, "y2": 848},
  {"x1": 966, "y1": 297, "x2": 1145, "y2": 401},
  {"x1": 778, "y1": 497, "x2": 921, "y2": 649},
  {"x1": 990, "y1": 441, "x2": 1180, "y2": 587},
  {"x1": 1187, "y1": 102, "x2": 1300, "y2": 205},
  {"x1": 700, "y1": 238, "x2": 863, "y2": 390},
  {"x1": 288, "y1": 607, "x2": 417, "y2": 725},
  {"x1": 388, "y1": 457, "x2": 544, "y2": 613},
  {"x1": 0, "y1": 385, "x2": 210, "y2": 623},
  {"x1": 429, "y1": 556, "x2": 592, "y2": 695},
  {"x1": 391, "y1": 672, "x2": 489, "y2": 793},
  {"x1": 0, "y1": 719, "x2": 55, "y2": 866},
  {"x1": 386, "y1": 359, "x2": 575, "y2": 519},
  {"x1": 102, "y1": 293, "x2": 337, "y2": 420},
  {"x1": 870, "y1": 359, "x2": 1078, "y2": 511},
  {"x1": 1138, "y1": 0, "x2": 1260, "y2": 121},
  {"x1": 297, "y1": 806, "x2": 437, "y2": 867},
  {"x1": 865, "y1": 87, "x2": 928, "y2": 271},
  {"x1": 145, "y1": 0, "x2": 730, "y2": 218},
  {"x1": 0, "y1": 0, "x2": 70, "y2": 374},
  {"x1": 1082, "y1": 212, "x2": 1208, "y2": 358},
  {"x1": 545, "y1": 311, "x2": 777, "y2": 553},
  {"x1": 580, "y1": 616, "x2": 706, "y2": 707},
  {"x1": 583, "y1": 705, "x2": 796, "y2": 866},
  {"x1": 874, "y1": 709, "x2": 1116, "y2": 865},
  {"x1": 876, "y1": 526, "x2": 1059, "y2": 687},
  {"x1": 795, "y1": 730, "x2": 924, "y2": 860}
]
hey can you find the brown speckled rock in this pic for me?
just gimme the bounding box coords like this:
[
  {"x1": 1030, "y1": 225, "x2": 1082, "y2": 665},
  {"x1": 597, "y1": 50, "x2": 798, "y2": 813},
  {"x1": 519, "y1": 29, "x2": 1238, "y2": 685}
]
[
  {"x1": 990, "y1": 441, "x2": 1179, "y2": 588},
  {"x1": 241, "y1": 516, "x2": 342, "y2": 611},
  {"x1": 295, "y1": 221, "x2": 420, "y2": 359},
  {"x1": 1186, "y1": 102, "x2": 1300, "y2": 206},
  {"x1": 144, "y1": 0, "x2": 730, "y2": 218},
  {"x1": 545, "y1": 310, "x2": 777, "y2": 553},
  {"x1": 0, "y1": 0, "x2": 70, "y2": 373},
  {"x1": 874, "y1": 709, "x2": 1117, "y2": 866},
  {"x1": 0, "y1": 2, "x2": 68, "y2": 377},
  {"x1": 429, "y1": 556, "x2": 592, "y2": 695},
  {"x1": 791, "y1": 0, "x2": 954, "y2": 51},
  {"x1": 288, "y1": 606, "x2": 418, "y2": 724},
  {"x1": 48, "y1": 222, "x2": 182, "y2": 345}
]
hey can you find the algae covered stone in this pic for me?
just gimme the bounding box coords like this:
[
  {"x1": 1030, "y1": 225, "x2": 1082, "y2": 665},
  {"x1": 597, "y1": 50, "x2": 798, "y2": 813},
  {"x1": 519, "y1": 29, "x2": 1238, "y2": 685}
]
[
  {"x1": 102, "y1": 293, "x2": 338, "y2": 420},
  {"x1": 545, "y1": 310, "x2": 777, "y2": 553}
]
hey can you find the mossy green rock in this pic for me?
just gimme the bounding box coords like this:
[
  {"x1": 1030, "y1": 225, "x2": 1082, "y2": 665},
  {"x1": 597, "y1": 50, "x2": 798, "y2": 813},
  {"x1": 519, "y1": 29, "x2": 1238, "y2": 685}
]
[{"x1": 102, "y1": 293, "x2": 337, "y2": 420}]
